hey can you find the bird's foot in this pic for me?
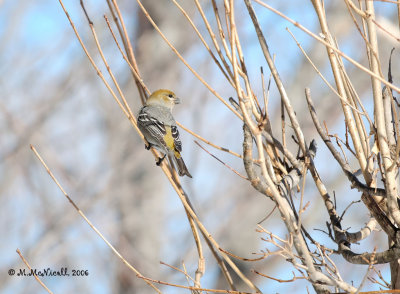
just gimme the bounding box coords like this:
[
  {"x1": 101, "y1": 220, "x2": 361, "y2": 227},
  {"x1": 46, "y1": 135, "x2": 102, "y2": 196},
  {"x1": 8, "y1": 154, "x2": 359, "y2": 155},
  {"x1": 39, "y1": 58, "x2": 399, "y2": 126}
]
[
  {"x1": 145, "y1": 143, "x2": 152, "y2": 150},
  {"x1": 156, "y1": 154, "x2": 166, "y2": 166}
]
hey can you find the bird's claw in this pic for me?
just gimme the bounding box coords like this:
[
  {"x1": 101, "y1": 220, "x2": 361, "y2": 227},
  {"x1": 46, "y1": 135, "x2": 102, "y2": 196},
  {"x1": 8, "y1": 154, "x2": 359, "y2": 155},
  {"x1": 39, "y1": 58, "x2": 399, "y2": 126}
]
[{"x1": 156, "y1": 154, "x2": 166, "y2": 166}]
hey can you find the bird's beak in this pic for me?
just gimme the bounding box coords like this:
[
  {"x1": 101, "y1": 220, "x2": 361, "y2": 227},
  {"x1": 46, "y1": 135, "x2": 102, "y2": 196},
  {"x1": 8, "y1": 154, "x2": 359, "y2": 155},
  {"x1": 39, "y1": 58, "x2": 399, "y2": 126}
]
[{"x1": 174, "y1": 97, "x2": 181, "y2": 104}]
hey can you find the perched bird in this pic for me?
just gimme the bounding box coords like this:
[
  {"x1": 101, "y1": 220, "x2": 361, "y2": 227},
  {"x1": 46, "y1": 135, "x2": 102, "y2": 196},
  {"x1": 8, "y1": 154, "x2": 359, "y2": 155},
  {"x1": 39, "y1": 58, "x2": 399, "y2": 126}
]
[{"x1": 137, "y1": 89, "x2": 192, "y2": 178}]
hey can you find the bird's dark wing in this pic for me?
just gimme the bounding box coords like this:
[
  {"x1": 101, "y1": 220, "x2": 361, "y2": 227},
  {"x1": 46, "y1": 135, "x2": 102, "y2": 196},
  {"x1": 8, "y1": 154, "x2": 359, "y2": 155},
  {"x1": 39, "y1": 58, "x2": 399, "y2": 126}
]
[{"x1": 171, "y1": 125, "x2": 182, "y2": 153}]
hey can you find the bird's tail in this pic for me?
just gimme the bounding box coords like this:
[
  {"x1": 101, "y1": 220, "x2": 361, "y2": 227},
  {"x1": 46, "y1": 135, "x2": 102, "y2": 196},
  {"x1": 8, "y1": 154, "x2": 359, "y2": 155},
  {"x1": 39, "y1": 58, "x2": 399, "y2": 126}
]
[{"x1": 168, "y1": 154, "x2": 192, "y2": 178}]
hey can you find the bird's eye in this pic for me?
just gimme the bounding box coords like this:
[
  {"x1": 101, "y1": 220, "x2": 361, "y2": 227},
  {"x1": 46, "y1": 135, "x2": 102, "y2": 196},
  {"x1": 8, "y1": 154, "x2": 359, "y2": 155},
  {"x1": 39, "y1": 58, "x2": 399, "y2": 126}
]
[{"x1": 168, "y1": 94, "x2": 173, "y2": 98}]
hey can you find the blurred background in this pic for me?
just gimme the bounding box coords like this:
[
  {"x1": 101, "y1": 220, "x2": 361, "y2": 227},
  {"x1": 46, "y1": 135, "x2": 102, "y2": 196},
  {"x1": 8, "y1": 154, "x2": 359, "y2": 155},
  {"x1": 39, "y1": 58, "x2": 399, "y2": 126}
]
[{"x1": 1, "y1": 0, "x2": 399, "y2": 293}]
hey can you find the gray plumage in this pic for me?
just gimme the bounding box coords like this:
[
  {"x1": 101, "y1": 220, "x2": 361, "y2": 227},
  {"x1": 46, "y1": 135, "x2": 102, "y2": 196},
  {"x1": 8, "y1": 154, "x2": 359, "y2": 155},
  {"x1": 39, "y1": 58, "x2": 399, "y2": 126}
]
[{"x1": 137, "y1": 90, "x2": 192, "y2": 178}]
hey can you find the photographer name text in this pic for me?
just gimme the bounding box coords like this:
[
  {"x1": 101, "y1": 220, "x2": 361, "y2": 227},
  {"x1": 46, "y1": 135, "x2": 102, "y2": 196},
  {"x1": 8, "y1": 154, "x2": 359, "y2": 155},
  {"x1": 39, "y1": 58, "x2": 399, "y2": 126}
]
[{"x1": 8, "y1": 267, "x2": 89, "y2": 277}]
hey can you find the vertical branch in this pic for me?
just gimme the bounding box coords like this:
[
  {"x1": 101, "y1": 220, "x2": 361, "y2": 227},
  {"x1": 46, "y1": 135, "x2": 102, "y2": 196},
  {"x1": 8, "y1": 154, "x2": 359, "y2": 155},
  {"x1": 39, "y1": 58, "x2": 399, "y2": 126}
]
[
  {"x1": 229, "y1": 0, "x2": 257, "y2": 132},
  {"x1": 365, "y1": 1, "x2": 400, "y2": 227},
  {"x1": 244, "y1": 0, "x2": 307, "y2": 155},
  {"x1": 281, "y1": 99, "x2": 286, "y2": 151},
  {"x1": 104, "y1": 15, "x2": 150, "y2": 95},
  {"x1": 192, "y1": 0, "x2": 234, "y2": 84},
  {"x1": 211, "y1": 0, "x2": 234, "y2": 65},
  {"x1": 135, "y1": 0, "x2": 243, "y2": 120},
  {"x1": 80, "y1": 1, "x2": 136, "y2": 127},
  {"x1": 398, "y1": 0, "x2": 400, "y2": 31},
  {"x1": 243, "y1": 125, "x2": 356, "y2": 293},
  {"x1": 311, "y1": 0, "x2": 371, "y2": 185},
  {"x1": 250, "y1": 0, "x2": 400, "y2": 94},
  {"x1": 108, "y1": 0, "x2": 147, "y2": 104}
]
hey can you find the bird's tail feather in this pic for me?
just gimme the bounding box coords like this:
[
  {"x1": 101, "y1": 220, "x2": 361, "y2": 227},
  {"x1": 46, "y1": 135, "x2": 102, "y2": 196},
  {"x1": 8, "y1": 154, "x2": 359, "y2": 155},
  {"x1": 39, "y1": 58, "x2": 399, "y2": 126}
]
[{"x1": 168, "y1": 154, "x2": 192, "y2": 178}]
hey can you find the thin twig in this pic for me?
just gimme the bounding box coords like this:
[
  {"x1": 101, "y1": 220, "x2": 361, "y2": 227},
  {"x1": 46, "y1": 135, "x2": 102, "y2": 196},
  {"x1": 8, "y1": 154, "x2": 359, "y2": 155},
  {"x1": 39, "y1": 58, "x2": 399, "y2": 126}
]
[
  {"x1": 257, "y1": 204, "x2": 277, "y2": 224},
  {"x1": 253, "y1": 270, "x2": 307, "y2": 283},
  {"x1": 172, "y1": 0, "x2": 233, "y2": 85},
  {"x1": 160, "y1": 261, "x2": 196, "y2": 284},
  {"x1": 104, "y1": 15, "x2": 150, "y2": 95},
  {"x1": 253, "y1": 0, "x2": 400, "y2": 94},
  {"x1": 16, "y1": 249, "x2": 53, "y2": 294},
  {"x1": 136, "y1": 0, "x2": 243, "y2": 120},
  {"x1": 177, "y1": 122, "x2": 250, "y2": 161},
  {"x1": 195, "y1": 140, "x2": 249, "y2": 180},
  {"x1": 30, "y1": 145, "x2": 161, "y2": 293},
  {"x1": 137, "y1": 274, "x2": 253, "y2": 294},
  {"x1": 219, "y1": 248, "x2": 273, "y2": 262}
]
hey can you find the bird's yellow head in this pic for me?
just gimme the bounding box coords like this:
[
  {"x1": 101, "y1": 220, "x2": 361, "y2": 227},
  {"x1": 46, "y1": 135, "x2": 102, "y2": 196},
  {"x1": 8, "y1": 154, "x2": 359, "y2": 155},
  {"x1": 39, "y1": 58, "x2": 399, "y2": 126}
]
[{"x1": 146, "y1": 89, "x2": 180, "y2": 109}]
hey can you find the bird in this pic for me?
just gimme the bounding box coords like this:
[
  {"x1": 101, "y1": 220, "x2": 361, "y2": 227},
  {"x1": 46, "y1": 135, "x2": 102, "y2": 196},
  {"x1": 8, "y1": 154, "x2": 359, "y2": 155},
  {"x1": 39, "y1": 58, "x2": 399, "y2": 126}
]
[{"x1": 137, "y1": 89, "x2": 192, "y2": 178}]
